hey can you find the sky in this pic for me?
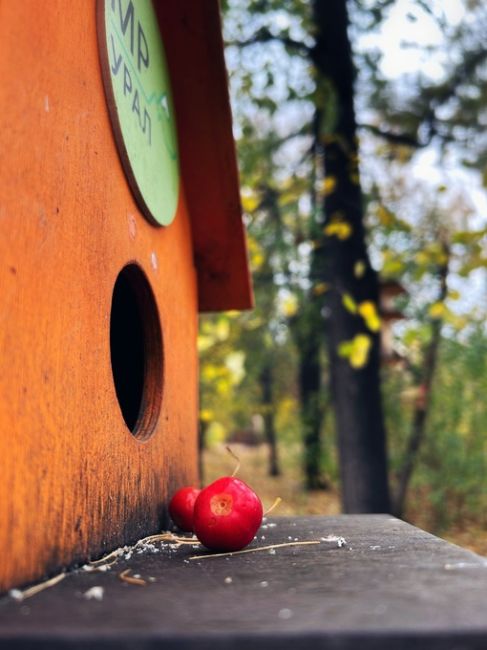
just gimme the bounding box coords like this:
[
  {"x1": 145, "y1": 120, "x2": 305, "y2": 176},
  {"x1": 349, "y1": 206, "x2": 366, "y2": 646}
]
[
  {"x1": 367, "y1": 0, "x2": 466, "y2": 79},
  {"x1": 361, "y1": 0, "x2": 487, "y2": 319},
  {"x1": 359, "y1": 0, "x2": 487, "y2": 227}
]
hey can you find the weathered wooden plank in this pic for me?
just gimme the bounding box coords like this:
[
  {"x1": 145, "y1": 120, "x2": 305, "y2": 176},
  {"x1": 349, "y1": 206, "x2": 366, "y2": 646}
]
[{"x1": 1, "y1": 515, "x2": 486, "y2": 649}]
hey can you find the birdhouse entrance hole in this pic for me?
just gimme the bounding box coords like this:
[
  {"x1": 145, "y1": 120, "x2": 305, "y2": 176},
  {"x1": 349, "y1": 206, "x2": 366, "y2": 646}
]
[{"x1": 110, "y1": 263, "x2": 163, "y2": 440}]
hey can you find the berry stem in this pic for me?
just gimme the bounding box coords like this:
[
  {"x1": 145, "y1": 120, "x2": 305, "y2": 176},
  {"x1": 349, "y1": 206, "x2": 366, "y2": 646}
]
[
  {"x1": 225, "y1": 445, "x2": 241, "y2": 477},
  {"x1": 263, "y1": 497, "x2": 282, "y2": 517}
]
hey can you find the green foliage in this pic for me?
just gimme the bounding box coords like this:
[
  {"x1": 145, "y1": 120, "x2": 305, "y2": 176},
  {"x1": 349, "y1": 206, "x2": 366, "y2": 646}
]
[
  {"x1": 198, "y1": 0, "x2": 487, "y2": 529},
  {"x1": 385, "y1": 329, "x2": 487, "y2": 531}
]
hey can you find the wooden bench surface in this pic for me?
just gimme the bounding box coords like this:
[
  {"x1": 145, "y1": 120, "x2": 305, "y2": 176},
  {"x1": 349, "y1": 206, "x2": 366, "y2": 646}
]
[{"x1": 1, "y1": 515, "x2": 487, "y2": 649}]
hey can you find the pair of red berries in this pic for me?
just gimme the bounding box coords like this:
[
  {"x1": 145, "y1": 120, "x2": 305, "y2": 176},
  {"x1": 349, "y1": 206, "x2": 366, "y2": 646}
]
[{"x1": 168, "y1": 476, "x2": 263, "y2": 552}]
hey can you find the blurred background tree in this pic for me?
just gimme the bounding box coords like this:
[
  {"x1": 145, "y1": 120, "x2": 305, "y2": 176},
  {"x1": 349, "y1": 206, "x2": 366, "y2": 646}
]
[{"x1": 199, "y1": 0, "x2": 487, "y2": 549}]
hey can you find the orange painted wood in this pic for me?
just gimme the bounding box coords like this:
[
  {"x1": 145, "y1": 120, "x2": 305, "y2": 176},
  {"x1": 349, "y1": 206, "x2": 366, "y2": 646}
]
[
  {"x1": 155, "y1": 1, "x2": 254, "y2": 312},
  {"x1": 0, "y1": 1, "x2": 211, "y2": 592}
]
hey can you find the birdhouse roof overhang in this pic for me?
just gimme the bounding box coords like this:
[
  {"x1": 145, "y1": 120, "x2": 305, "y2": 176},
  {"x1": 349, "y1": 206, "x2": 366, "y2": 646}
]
[{"x1": 154, "y1": 1, "x2": 253, "y2": 313}]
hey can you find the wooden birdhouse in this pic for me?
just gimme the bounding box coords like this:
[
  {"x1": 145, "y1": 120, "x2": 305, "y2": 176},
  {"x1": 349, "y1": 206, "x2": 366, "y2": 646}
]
[{"x1": 0, "y1": 0, "x2": 252, "y2": 593}]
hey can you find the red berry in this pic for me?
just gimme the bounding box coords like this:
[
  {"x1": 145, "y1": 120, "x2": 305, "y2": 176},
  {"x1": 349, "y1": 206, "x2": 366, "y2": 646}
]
[
  {"x1": 169, "y1": 486, "x2": 201, "y2": 532},
  {"x1": 193, "y1": 476, "x2": 263, "y2": 552}
]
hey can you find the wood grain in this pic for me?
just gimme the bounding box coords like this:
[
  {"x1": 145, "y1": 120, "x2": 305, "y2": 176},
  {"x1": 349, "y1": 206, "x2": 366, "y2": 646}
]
[
  {"x1": 1, "y1": 516, "x2": 487, "y2": 649},
  {"x1": 0, "y1": 0, "x2": 215, "y2": 592}
]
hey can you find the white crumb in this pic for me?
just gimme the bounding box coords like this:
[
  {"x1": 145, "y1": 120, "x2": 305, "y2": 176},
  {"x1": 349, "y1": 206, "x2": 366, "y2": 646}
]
[
  {"x1": 83, "y1": 586, "x2": 104, "y2": 601},
  {"x1": 9, "y1": 589, "x2": 23, "y2": 602},
  {"x1": 320, "y1": 535, "x2": 347, "y2": 548}
]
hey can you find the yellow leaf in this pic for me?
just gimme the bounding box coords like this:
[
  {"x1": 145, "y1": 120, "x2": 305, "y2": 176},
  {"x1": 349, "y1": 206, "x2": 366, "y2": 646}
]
[
  {"x1": 207, "y1": 421, "x2": 226, "y2": 445},
  {"x1": 324, "y1": 219, "x2": 353, "y2": 240},
  {"x1": 338, "y1": 340, "x2": 354, "y2": 358},
  {"x1": 414, "y1": 250, "x2": 429, "y2": 266},
  {"x1": 321, "y1": 176, "x2": 337, "y2": 196},
  {"x1": 382, "y1": 256, "x2": 405, "y2": 277},
  {"x1": 246, "y1": 316, "x2": 264, "y2": 330},
  {"x1": 200, "y1": 409, "x2": 213, "y2": 422},
  {"x1": 247, "y1": 235, "x2": 265, "y2": 270},
  {"x1": 251, "y1": 251, "x2": 265, "y2": 270},
  {"x1": 428, "y1": 302, "x2": 445, "y2": 319},
  {"x1": 216, "y1": 378, "x2": 231, "y2": 395},
  {"x1": 278, "y1": 190, "x2": 300, "y2": 207},
  {"x1": 198, "y1": 334, "x2": 215, "y2": 352},
  {"x1": 241, "y1": 192, "x2": 259, "y2": 213},
  {"x1": 313, "y1": 282, "x2": 329, "y2": 296},
  {"x1": 215, "y1": 319, "x2": 230, "y2": 341},
  {"x1": 338, "y1": 334, "x2": 372, "y2": 369},
  {"x1": 444, "y1": 313, "x2": 468, "y2": 331},
  {"x1": 202, "y1": 364, "x2": 220, "y2": 381},
  {"x1": 425, "y1": 242, "x2": 448, "y2": 265},
  {"x1": 350, "y1": 334, "x2": 372, "y2": 369},
  {"x1": 354, "y1": 260, "x2": 366, "y2": 278},
  {"x1": 377, "y1": 204, "x2": 395, "y2": 227},
  {"x1": 358, "y1": 301, "x2": 381, "y2": 332},
  {"x1": 342, "y1": 293, "x2": 357, "y2": 314},
  {"x1": 280, "y1": 294, "x2": 299, "y2": 317}
]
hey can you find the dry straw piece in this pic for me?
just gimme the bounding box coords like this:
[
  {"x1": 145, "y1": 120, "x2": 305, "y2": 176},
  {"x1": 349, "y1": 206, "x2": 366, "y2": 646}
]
[
  {"x1": 118, "y1": 569, "x2": 147, "y2": 586},
  {"x1": 188, "y1": 540, "x2": 321, "y2": 561},
  {"x1": 9, "y1": 572, "x2": 66, "y2": 601}
]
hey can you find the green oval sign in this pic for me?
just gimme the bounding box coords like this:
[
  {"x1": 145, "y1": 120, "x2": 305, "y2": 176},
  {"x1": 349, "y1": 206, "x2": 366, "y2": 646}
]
[{"x1": 98, "y1": 0, "x2": 179, "y2": 226}]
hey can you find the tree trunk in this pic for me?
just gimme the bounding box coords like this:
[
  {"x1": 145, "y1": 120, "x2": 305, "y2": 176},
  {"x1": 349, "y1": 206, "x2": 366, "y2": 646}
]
[
  {"x1": 298, "y1": 309, "x2": 329, "y2": 490},
  {"x1": 198, "y1": 418, "x2": 208, "y2": 486},
  {"x1": 291, "y1": 284, "x2": 329, "y2": 489},
  {"x1": 259, "y1": 364, "x2": 280, "y2": 477},
  {"x1": 393, "y1": 255, "x2": 449, "y2": 517},
  {"x1": 292, "y1": 126, "x2": 328, "y2": 491},
  {"x1": 311, "y1": 0, "x2": 391, "y2": 512}
]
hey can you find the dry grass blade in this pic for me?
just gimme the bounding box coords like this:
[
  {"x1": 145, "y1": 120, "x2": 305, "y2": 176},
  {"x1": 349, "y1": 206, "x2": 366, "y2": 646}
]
[
  {"x1": 10, "y1": 572, "x2": 66, "y2": 601},
  {"x1": 89, "y1": 546, "x2": 127, "y2": 566},
  {"x1": 135, "y1": 532, "x2": 199, "y2": 546},
  {"x1": 87, "y1": 532, "x2": 198, "y2": 569},
  {"x1": 118, "y1": 569, "x2": 147, "y2": 586},
  {"x1": 189, "y1": 540, "x2": 321, "y2": 561}
]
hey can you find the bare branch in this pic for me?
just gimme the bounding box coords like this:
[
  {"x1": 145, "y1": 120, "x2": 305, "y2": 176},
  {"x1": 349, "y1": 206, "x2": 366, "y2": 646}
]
[
  {"x1": 357, "y1": 123, "x2": 423, "y2": 148},
  {"x1": 226, "y1": 26, "x2": 311, "y2": 56}
]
